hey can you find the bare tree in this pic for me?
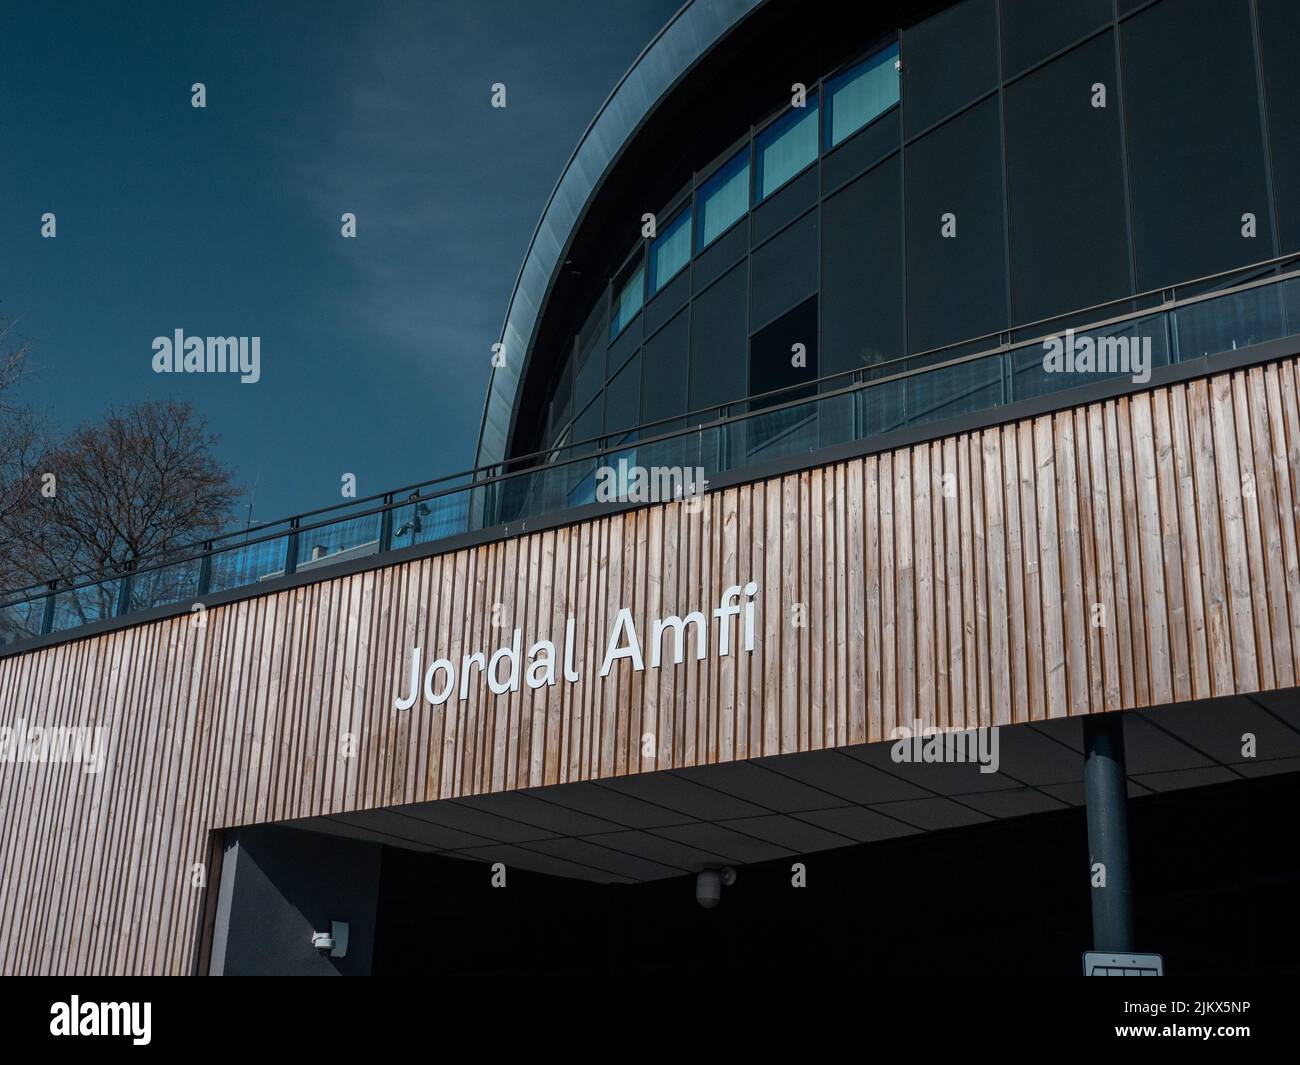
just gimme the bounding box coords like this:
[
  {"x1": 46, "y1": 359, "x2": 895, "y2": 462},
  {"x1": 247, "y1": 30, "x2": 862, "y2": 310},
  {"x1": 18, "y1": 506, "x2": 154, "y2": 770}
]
[
  {"x1": 1, "y1": 399, "x2": 241, "y2": 624},
  {"x1": 0, "y1": 320, "x2": 48, "y2": 570}
]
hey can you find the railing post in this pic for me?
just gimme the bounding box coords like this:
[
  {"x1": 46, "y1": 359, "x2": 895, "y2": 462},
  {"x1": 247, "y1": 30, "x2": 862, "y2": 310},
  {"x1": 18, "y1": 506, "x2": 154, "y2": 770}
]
[
  {"x1": 115, "y1": 561, "x2": 134, "y2": 618},
  {"x1": 41, "y1": 581, "x2": 57, "y2": 635},
  {"x1": 197, "y1": 542, "x2": 213, "y2": 597},
  {"x1": 284, "y1": 518, "x2": 300, "y2": 576},
  {"x1": 379, "y1": 493, "x2": 394, "y2": 553}
]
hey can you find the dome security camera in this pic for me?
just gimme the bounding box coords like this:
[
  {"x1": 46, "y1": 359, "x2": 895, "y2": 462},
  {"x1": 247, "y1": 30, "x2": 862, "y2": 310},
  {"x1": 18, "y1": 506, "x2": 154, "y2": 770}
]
[
  {"x1": 696, "y1": 867, "x2": 737, "y2": 909},
  {"x1": 310, "y1": 920, "x2": 349, "y2": 958}
]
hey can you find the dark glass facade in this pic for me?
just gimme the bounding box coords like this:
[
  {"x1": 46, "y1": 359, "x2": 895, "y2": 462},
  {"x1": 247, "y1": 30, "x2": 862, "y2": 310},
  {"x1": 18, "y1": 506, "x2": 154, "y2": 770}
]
[{"x1": 489, "y1": 0, "x2": 1300, "y2": 489}]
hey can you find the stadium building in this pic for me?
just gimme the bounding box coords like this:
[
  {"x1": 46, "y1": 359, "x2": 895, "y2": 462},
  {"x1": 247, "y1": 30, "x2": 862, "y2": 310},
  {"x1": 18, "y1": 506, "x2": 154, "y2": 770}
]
[{"x1": 3, "y1": 0, "x2": 1300, "y2": 975}]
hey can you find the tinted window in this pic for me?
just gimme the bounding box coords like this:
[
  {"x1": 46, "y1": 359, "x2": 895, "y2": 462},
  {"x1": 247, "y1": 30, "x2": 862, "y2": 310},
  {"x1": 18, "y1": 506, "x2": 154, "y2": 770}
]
[
  {"x1": 690, "y1": 263, "x2": 748, "y2": 410},
  {"x1": 1000, "y1": 0, "x2": 1110, "y2": 77},
  {"x1": 641, "y1": 307, "x2": 690, "y2": 428},
  {"x1": 1122, "y1": 0, "x2": 1271, "y2": 289},
  {"x1": 649, "y1": 207, "x2": 691, "y2": 295},
  {"x1": 824, "y1": 41, "x2": 899, "y2": 149},
  {"x1": 610, "y1": 259, "x2": 645, "y2": 338},
  {"x1": 696, "y1": 149, "x2": 750, "y2": 251},
  {"x1": 1005, "y1": 34, "x2": 1130, "y2": 324},
  {"x1": 571, "y1": 394, "x2": 603, "y2": 458},
  {"x1": 749, "y1": 297, "x2": 819, "y2": 409},
  {"x1": 750, "y1": 210, "x2": 818, "y2": 329},
  {"x1": 574, "y1": 339, "x2": 604, "y2": 414},
  {"x1": 604, "y1": 351, "x2": 641, "y2": 439},
  {"x1": 905, "y1": 97, "x2": 1008, "y2": 353},
  {"x1": 901, "y1": 0, "x2": 997, "y2": 137},
  {"x1": 822, "y1": 155, "x2": 904, "y2": 373},
  {"x1": 1258, "y1": 0, "x2": 1300, "y2": 253},
  {"x1": 755, "y1": 95, "x2": 819, "y2": 201}
]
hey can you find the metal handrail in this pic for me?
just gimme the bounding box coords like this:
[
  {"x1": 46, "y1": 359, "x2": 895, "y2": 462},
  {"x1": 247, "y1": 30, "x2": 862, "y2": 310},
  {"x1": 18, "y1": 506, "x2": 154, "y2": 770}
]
[{"x1": 3, "y1": 253, "x2": 1298, "y2": 616}]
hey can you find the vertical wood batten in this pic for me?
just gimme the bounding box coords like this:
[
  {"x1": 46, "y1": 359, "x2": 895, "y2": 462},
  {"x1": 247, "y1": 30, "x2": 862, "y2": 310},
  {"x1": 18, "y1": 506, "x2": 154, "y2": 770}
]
[{"x1": 1, "y1": 357, "x2": 1298, "y2": 973}]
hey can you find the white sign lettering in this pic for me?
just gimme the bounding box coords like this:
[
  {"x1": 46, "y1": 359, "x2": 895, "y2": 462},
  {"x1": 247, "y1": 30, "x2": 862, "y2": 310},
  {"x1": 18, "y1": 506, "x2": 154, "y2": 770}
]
[{"x1": 394, "y1": 582, "x2": 759, "y2": 710}]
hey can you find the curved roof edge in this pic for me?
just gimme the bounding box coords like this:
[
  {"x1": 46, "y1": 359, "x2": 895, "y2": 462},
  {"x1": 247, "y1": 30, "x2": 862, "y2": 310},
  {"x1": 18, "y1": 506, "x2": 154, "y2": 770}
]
[{"x1": 473, "y1": 0, "x2": 767, "y2": 469}]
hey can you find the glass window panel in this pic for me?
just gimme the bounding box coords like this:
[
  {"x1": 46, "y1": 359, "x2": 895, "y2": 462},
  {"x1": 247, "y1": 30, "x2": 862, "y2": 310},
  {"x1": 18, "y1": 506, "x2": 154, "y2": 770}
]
[
  {"x1": 859, "y1": 376, "x2": 907, "y2": 437},
  {"x1": 1122, "y1": 0, "x2": 1271, "y2": 289},
  {"x1": 904, "y1": 97, "x2": 1008, "y2": 353},
  {"x1": 749, "y1": 297, "x2": 819, "y2": 412},
  {"x1": 750, "y1": 210, "x2": 817, "y2": 328},
  {"x1": 570, "y1": 394, "x2": 603, "y2": 465},
  {"x1": 744, "y1": 398, "x2": 820, "y2": 464},
  {"x1": 641, "y1": 307, "x2": 690, "y2": 429},
  {"x1": 1258, "y1": 0, "x2": 1300, "y2": 254},
  {"x1": 755, "y1": 95, "x2": 819, "y2": 201},
  {"x1": 606, "y1": 312, "x2": 640, "y2": 381},
  {"x1": 1175, "y1": 284, "x2": 1287, "y2": 359},
  {"x1": 610, "y1": 260, "x2": 645, "y2": 339},
  {"x1": 544, "y1": 347, "x2": 573, "y2": 447},
  {"x1": 695, "y1": 149, "x2": 750, "y2": 252},
  {"x1": 604, "y1": 352, "x2": 641, "y2": 439},
  {"x1": 1011, "y1": 314, "x2": 1171, "y2": 401},
  {"x1": 825, "y1": 42, "x2": 900, "y2": 149},
  {"x1": 751, "y1": 167, "x2": 817, "y2": 246},
  {"x1": 1005, "y1": 34, "x2": 1130, "y2": 325},
  {"x1": 649, "y1": 207, "x2": 691, "y2": 295},
  {"x1": 901, "y1": 0, "x2": 997, "y2": 137},
  {"x1": 0, "y1": 597, "x2": 43, "y2": 645},
  {"x1": 690, "y1": 262, "x2": 748, "y2": 411},
  {"x1": 1000, "y1": 0, "x2": 1110, "y2": 77},
  {"x1": 822, "y1": 155, "x2": 904, "y2": 373},
  {"x1": 576, "y1": 340, "x2": 606, "y2": 417},
  {"x1": 906, "y1": 354, "x2": 1002, "y2": 427}
]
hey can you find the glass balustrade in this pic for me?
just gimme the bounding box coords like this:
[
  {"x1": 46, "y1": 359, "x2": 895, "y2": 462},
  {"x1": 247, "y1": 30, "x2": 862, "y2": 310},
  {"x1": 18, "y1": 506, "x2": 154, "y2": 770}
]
[{"x1": 5, "y1": 268, "x2": 1299, "y2": 645}]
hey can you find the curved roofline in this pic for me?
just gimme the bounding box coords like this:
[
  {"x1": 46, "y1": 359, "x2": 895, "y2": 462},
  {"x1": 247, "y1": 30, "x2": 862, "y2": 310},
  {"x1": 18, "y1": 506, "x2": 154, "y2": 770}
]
[{"x1": 474, "y1": 0, "x2": 768, "y2": 469}]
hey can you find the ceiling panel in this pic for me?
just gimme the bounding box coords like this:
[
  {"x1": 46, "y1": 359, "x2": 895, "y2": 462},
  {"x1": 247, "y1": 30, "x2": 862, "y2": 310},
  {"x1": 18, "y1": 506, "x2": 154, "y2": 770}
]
[
  {"x1": 519, "y1": 781, "x2": 688, "y2": 829},
  {"x1": 584, "y1": 830, "x2": 733, "y2": 871},
  {"x1": 290, "y1": 691, "x2": 1300, "y2": 884},
  {"x1": 796, "y1": 805, "x2": 921, "y2": 843},
  {"x1": 755, "y1": 749, "x2": 933, "y2": 804},
  {"x1": 598, "y1": 771, "x2": 769, "y2": 820},
  {"x1": 451, "y1": 842, "x2": 633, "y2": 884},
  {"x1": 1121, "y1": 715, "x2": 1215, "y2": 774},
  {"x1": 650, "y1": 821, "x2": 794, "y2": 864},
  {"x1": 522, "y1": 836, "x2": 685, "y2": 881},
  {"x1": 955, "y1": 785, "x2": 1071, "y2": 819},
  {"x1": 1146, "y1": 698, "x2": 1300, "y2": 764},
  {"x1": 454, "y1": 791, "x2": 624, "y2": 836},
  {"x1": 720, "y1": 814, "x2": 860, "y2": 852},
  {"x1": 871, "y1": 797, "x2": 995, "y2": 831},
  {"x1": 393, "y1": 799, "x2": 558, "y2": 843},
  {"x1": 1132, "y1": 766, "x2": 1240, "y2": 793},
  {"x1": 677, "y1": 759, "x2": 843, "y2": 812}
]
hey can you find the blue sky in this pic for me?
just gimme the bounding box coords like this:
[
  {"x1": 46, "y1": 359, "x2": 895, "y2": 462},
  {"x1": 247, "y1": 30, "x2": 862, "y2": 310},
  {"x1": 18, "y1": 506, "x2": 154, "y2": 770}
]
[{"x1": 0, "y1": 0, "x2": 680, "y2": 521}]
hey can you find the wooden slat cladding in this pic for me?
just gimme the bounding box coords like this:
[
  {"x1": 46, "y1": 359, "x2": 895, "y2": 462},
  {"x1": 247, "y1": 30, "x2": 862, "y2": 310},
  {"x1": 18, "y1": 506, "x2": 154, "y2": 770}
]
[{"x1": 4, "y1": 357, "x2": 1300, "y2": 973}]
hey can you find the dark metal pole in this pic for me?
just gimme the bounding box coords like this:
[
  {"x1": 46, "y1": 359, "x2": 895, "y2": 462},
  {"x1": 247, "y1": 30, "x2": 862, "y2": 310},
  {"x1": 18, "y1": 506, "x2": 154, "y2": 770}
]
[
  {"x1": 197, "y1": 542, "x2": 213, "y2": 597},
  {"x1": 40, "y1": 581, "x2": 57, "y2": 635},
  {"x1": 1083, "y1": 713, "x2": 1134, "y2": 952},
  {"x1": 379, "y1": 493, "x2": 394, "y2": 553},
  {"x1": 284, "y1": 518, "x2": 299, "y2": 577},
  {"x1": 115, "y1": 561, "x2": 134, "y2": 618}
]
